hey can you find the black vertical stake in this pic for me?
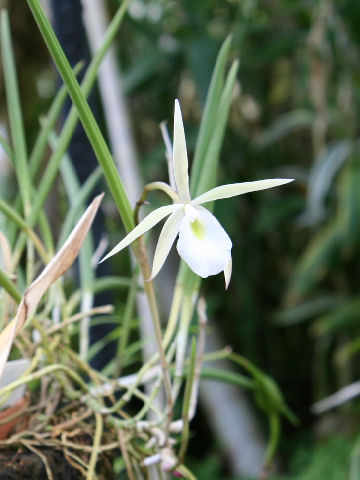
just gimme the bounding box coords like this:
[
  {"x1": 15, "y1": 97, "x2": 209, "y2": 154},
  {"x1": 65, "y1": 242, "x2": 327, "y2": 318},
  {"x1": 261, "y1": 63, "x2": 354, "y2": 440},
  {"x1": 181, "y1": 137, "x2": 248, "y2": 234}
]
[{"x1": 50, "y1": 0, "x2": 116, "y2": 370}]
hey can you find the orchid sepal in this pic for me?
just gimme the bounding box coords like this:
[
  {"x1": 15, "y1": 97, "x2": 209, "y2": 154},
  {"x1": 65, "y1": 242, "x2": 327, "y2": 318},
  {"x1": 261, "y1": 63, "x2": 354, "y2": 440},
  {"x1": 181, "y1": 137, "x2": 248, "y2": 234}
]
[
  {"x1": 193, "y1": 179, "x2": 294, "y2": 205},
  {"x1": 173, "y1": 99, "x2": 191, "y2": 202},
  {"x1": 99, "y1": 204, "x2": 182, "y2": 264},
  {"x1": 100, "y1": 100, "x2": 294, "y2": 288}
]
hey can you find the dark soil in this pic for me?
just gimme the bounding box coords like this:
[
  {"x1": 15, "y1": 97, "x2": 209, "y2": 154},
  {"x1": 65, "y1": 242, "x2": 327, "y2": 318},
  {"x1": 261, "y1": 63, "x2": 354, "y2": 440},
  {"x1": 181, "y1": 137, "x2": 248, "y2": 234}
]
[{"x1": 0, "y1": 449, "x2": 81, "y2": 480}]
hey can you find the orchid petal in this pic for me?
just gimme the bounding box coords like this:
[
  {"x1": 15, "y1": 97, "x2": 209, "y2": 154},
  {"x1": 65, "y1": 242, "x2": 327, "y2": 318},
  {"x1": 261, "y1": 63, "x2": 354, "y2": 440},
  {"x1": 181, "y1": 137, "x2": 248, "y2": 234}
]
[
  {"x1": 192, "y1": 179, "x2": 294, "y2": 205},
  {"x1": 100, "y1": 204, "x2": 182, "y2": 263},
  {"x1": 149, "y1": 210, "x2": 184, "y2": 280},
  {"x1": 224, "y1": 258, "x2": 232, "y2": 290},
  {"x1": 177, "y1": 206, "x2": 232, "y2": 278},
  {"x1": 173, "y1": 99, "x2": 191, "y2": 202}
]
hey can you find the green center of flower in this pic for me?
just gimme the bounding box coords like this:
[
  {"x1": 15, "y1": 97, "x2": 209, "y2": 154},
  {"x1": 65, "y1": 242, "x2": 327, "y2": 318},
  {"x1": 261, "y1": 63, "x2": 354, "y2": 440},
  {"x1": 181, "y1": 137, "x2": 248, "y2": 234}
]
[{"x1": 190, "y1": 218, "x2": 205, "y2": 239}]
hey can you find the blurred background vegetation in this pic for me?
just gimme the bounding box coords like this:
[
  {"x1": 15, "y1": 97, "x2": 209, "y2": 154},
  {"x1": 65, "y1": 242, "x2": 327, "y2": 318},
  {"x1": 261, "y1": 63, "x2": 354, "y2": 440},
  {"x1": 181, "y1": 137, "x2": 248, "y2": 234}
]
[{"x1": 2, "y1": 0, "x2": 360, "y2": 478}]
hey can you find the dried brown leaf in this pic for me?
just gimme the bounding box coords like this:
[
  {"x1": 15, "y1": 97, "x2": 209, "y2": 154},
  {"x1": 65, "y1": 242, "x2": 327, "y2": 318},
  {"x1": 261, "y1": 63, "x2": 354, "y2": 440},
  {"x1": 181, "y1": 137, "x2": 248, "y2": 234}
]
[{"x1": 0, "y1": 194, "x2": 104, "y2": 381}]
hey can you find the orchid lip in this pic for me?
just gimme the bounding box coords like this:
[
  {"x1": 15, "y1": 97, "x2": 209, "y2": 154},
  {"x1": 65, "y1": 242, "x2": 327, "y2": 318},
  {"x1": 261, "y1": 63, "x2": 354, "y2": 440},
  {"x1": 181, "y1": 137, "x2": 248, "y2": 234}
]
[{"x1": 177, "y1": 206, "x2": 232, "y2": 278}]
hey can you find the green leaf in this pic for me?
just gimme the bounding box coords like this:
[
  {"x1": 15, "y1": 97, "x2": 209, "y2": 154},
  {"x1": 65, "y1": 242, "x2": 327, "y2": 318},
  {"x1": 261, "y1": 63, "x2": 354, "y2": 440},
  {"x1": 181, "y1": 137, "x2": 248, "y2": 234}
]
[
  {"x1": 0, "y1": 198, "x2": 48, "y2": 262},
  {"x1": 58, "y1": 161, "x2": 102, "y2": 248},
  {"x1": 190, "y1": 35, "x2": 232, "y2": 197},
  {"x1": 0, "y1": 268, "x2": 22, "y2": 303},
  {"x1": 194, "y1": 59, "x2": 239, "y2": 197},
  {"x1": 29, "y1": 62, "x2": 83, "y2": 180},
  {"x1": 1, "y1": 11, "x2": 31, "y2": 215}
]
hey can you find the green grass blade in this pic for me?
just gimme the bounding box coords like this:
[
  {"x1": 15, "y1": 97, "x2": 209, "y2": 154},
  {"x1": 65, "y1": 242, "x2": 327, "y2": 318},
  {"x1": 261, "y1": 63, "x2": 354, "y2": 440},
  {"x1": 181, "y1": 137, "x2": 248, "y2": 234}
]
[
  {"x1": 0, "y1": 198, "x2": 48, "y2": 262},
  {"x1": 1, "y1": 11, "x2": 31, "y2": 215},
  {"x1": 190, "y1": 35, "x2": 232, "y2": 196},
  {"x1": 92, "y1": 276, "x2": 134, "y2": 294},
  {"x1": 6, "y1": 189, "x2": 54, "y2": 256},
  {"x1": 29, "y1": 63, "x2": 83, "y2": 179},
  {"x1": 194, "y1": 59, "x2": 239, "y2": 197},
  {"x1": 0, "y1": 268, "x2": 21, "y2": 303},
  {"x1": 58, "y1": 163, "x2": 102, "y2": 248},
  {"x1": 37, "y1": 209, "x2": 55, "y2": 256}
]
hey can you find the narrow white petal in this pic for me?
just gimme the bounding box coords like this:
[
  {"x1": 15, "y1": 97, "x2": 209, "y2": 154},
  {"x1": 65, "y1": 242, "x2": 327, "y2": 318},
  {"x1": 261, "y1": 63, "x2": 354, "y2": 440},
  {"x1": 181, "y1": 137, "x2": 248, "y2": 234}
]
[
  {"x1": 176, "y1": 206, "x2": 232, "y2": 278},
  {"x1": 100, "y1": 204, "x2": 182, "y2": 263},
  {"x1": 224, "y1": 258, "x2": 232, "y2": 290},
  {"x1": 173, "y1": 99, "x2": 191, "y2": 202},
  {"x1": 193, "y1": 179, "x2": 294, "y2": 205},
  {"x1": 149, "y1": 210, "x2": 184, "y2": 280}
]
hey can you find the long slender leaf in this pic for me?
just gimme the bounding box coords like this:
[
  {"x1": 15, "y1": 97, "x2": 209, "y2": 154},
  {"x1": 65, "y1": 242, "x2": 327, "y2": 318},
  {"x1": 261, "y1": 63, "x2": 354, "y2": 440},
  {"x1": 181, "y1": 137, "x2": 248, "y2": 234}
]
[
  {"x1": 29, "y1": 63, "x2": 83, "y2": 179},
  {"x1": 194, "y1": 59, "x2": 239, "y2": 197},
  {"x1": 92, "y1": 276, "x2": 134, "y2": 294},
  {"x1": 58, "y1": 164, "x2": 102, "y2": 248},
  {"x1": 190, "y1": 35, "x2": 232, "y2": 196},
  {"x1": 1, "y1": 11, "x2": 31, "y2": 215},
  {"x1": 0, "y1": 198, "x2": 48, "y2": 262},
  {"x1": 27, "y1": 0, "x2": 134, "y2": 232},
  {"x1": 0, "y1": 268, "x2": 21, "y2": 303}
]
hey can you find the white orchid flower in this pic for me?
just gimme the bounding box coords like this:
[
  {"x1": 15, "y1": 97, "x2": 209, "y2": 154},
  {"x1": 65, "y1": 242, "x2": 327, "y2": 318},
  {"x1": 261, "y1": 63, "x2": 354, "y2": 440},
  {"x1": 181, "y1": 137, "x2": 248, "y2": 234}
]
[{"x1": 101, "y1": 100, "x2": 293, "y2": 287}]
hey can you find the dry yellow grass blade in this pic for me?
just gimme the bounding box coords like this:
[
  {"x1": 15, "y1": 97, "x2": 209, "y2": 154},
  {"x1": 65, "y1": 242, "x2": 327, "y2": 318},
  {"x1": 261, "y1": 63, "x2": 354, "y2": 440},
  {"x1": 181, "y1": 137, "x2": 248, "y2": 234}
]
[
  {"x1": 0, "y1": 193, "x2": 104, "y2": 381},
  {"x1": 0, "y1": 231, "x2": 12, "y2": 273}
]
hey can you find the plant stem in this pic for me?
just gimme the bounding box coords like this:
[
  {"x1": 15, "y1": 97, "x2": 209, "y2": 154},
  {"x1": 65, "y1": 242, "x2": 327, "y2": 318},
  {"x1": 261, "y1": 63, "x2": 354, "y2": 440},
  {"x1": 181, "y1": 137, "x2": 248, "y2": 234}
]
[
  {"x1": 86, "y1": 412, "x2": 103, "y2": 480},
  {"x1": 172, "y1": 294, "x2": 194, "y2": 401},
  {"x1": 263, "y1": 413, "x2": 280, "y2": 471},
  {"x1": 134, "y1": 238, "x2": 173, "y2": 414},
  {"x1": 163, "y1": 284, "x2": 183, "y2": 346},
  {"x1": 115, "y1": 273, "x2": 138, "y2": 377}
]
